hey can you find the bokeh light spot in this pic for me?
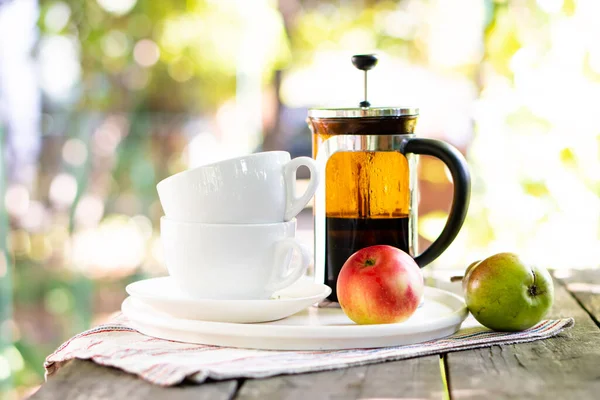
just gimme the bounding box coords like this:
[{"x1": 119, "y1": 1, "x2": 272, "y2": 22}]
[
  {"x1": 62, "y1": 138, "x2": 88, "y2": 166},
  {"x1": 71, "y1": 215, "x2": 146, "y2": 278},
  {"x1": 419, "y1": 211, "x2": 449, "y2": 242},
  {"x1": 131, "y1": 215, "x2": 153, "y2": 240},
  {"x1": 96, "y1": 0, "x2": 137, "y2": 16},
  {"x1": 75, "y1": 194, "x2": 105, "y2": 228},
  {"x1": 44, "y1": 2, "x2": 71, "y2": 33},
  {"x1": 20, "y1": 201, "x2": 47, "y2": 232},
  {"x1": 93, "y1": 121, "x2": 123, "y2": 156},
  {"x1": 49, "y1": 173, "x2": 78, "y2": 208},
  {"x1": 5, "y1": 184, "x2": 30, "y2": 217},
  {"x1": 2, "y1": 346, "x2": 24, "y2": 372},
  {"x1": 133, "y1": 39, "x2": 160, "y2": 67},
  {"x1": 38, "y1": 35, "x2": 81, "y2": 100},
  {"x1": 0, "y1": 355, "x2": 11, "y2": 380},
  {"x1": 101, "y1": 30, "x2": 130, "y2": 58}
]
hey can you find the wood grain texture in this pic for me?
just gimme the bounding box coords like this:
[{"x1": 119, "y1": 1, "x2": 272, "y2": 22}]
[
  {"x1": 555, "y1": 269, "x2": 600, "y2": 328},
  {"x1": 235, "y1": 356, "x2": 445, "y2": 400},
  {"x1": 445, "y1": 277, "x2": 600, "y2": 400},
  {"x1": 30, "y1": 359, "x2": 237, "y2": 400}
]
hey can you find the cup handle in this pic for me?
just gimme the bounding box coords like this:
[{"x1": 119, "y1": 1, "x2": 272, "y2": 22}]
[
  {"x1": 266, "y1": 238, "x2": 311, "y2": 293},
  {"x1": 400, "y1": 138, "x2": 471, "y2": 267},
  {"x1": 283, "y1": 157, "x2": 320, "y2": 221}
]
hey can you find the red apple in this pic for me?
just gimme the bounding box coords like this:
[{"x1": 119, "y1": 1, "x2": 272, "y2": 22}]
[{"x1": 337, "y1": 245, "x2": 424, "y2": 325}]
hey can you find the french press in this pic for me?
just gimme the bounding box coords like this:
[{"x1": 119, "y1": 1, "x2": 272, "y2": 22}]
[{"x1": 308, "y1": 54, "x2": 471, "y2": 302}]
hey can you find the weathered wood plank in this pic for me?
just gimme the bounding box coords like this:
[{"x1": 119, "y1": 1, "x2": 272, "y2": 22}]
[
  {"x1": 30, "y1": 359, "x2": 238, "y2": 400},
  {"x1": 445, "y1": 277, "x2": 600, "y2": 400},
  {"x1": 555, "y1": 269, "x2": 600, "y2": 327},
  {"x1": 235, "y1": 356, "x2": 445, "y2": 400}
]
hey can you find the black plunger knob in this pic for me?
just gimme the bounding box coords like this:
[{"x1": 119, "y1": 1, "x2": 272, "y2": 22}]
[
  {"x1": 352, "y1": 54, "x2": 378, "y2": 107},
  {"x1": 352, "y1": 54, "x2": 378, "y2": 71}
]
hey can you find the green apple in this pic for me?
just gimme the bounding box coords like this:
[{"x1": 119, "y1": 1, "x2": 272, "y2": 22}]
[{"x1": 463, "y1": 252, "x2": 554, "y2": 331}]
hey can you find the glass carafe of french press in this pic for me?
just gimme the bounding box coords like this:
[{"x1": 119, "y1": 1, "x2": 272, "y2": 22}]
[{"x1": 308, "y1": 55, "x2": 471, "y2": 302}]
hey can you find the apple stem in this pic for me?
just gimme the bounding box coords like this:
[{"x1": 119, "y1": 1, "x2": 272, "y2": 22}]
[{"x1": 450, "y1": 275, "x2": 463, "y2": 282}]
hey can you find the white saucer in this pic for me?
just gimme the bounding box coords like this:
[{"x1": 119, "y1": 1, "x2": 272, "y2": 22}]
[
  {"x1": 125, "y1": 277, "x2": 332, "y2": 323},
  {"x1": 121, "y1": 286, "x2": 468, "y2": 350}
]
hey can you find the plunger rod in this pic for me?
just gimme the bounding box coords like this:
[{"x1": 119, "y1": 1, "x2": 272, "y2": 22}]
[{"x1": 364, "y1": 70, "x2": 368, "y2": 106}]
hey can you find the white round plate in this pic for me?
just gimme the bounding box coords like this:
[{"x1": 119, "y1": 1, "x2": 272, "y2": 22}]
[
  {"x1": 126, "y1": 277, "x2": 332, "y2": 323},
  {"x1": 121, "y1": 286, "x2": 468, "y2": 350}
]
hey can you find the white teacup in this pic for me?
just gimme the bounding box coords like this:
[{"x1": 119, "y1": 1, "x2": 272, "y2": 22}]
[
  {"x1": 160, "y1": 217, "x2": 310, "y2": 300},
  {"x1": 156, "y1": 151, "x2": 319, "y2": 224}
]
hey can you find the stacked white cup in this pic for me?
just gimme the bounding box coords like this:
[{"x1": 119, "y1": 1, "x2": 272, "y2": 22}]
[{"x1": 156, "y1": 151, "x2": 320, "y2": 300}]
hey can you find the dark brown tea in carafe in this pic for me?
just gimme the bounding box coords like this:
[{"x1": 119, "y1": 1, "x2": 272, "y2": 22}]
[
  {"x1": 310, "y1": 145, "x2": 413, "y2": 301},
  {"x1": 325, "y1": 216, "x2": 409, "y2": 300}
]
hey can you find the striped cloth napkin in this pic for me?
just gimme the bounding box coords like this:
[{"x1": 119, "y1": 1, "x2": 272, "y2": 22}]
[{"x1": 44, "y1": 314, "x2": 574, "y2": 386}]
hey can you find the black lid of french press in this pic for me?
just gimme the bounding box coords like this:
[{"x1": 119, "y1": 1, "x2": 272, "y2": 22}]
[{"x1": 307, "y1": 54, "x2": 419, "y2": 119}]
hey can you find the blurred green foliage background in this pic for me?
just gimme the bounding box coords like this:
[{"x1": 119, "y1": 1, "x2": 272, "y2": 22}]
[{"x1": 0, "y1": 0, "x2": 599, "y2": 397}]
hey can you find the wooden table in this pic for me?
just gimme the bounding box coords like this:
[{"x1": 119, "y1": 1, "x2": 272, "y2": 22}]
[{"x1": 32, "y1": 270, "x2": 600, "y2": 400}]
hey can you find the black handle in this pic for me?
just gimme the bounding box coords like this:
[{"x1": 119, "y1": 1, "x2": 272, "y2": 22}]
[{"x1": 400, "y1": 138, "x2": 471, "y2": 268}]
